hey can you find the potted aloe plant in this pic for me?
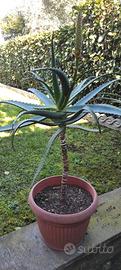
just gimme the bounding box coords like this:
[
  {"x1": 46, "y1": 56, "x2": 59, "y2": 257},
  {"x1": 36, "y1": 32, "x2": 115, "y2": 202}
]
[{"x1": 0, "y1": 11, "x2": 121, "y2": 250}]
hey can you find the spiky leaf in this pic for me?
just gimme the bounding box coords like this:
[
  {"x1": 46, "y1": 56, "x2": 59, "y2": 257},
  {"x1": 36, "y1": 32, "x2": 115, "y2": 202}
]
[
  {"x1": 0, "y1": 116, "x2": 46, "y2": 132},
  {"x1": 27, "y1": 88, "x2": 55, "y2": 107},
  {"x1": 30, "y1": 127, "x2": 64, "y2": 187},
  {"x1": 30, "y1": 71, "x2": 54, "y2": 98},
  {"x1": 75, "y1": 79, "x2": 120, "y2": 106},
  {"x1": 87, "y1": 104, "x2": 121, "y2": 116},
  {"x1": 0, "y1": 100, "x2": 38, "y2": 111},
  {"x1": 69, "y1": 76, "x2": 98, "y2": 102},
  {"x1": 67, "y1": 124, "x2": 99, "y2": 132},
  {"x1": 14, "y1": 109, "x2": 66, "y2": 121}
]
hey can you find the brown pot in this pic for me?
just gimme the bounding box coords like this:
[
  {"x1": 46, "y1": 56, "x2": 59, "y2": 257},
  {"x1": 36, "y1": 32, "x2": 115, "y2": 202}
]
[{"x1": 28, "y1": 175, "x2": 98, "y2": 251}]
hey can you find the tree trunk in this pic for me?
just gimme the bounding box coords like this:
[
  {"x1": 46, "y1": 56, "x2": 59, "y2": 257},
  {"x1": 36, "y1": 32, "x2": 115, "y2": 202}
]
[{"x1": 59, "y1": 127, "x2": 69, "y2": 196}]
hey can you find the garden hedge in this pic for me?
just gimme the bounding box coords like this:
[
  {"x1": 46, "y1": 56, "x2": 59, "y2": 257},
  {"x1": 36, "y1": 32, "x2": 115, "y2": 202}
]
[{"x1": 0, "y1": 0, "x2": 120, "y2": 95}]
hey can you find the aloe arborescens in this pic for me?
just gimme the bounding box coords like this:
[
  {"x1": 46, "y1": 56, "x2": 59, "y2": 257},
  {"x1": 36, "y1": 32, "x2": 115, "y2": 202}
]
[
  {"x1": 0, "y1": 65, "x2": 121, "y2": 192},
  {"x1": 0, "y1": 13, "x2": 121, "y2": 197}
]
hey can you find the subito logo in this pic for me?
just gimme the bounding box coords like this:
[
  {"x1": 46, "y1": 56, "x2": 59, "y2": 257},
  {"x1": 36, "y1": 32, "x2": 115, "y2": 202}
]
[{"x1": 64, "y1": 243, "x2": 76, "y2": 255}]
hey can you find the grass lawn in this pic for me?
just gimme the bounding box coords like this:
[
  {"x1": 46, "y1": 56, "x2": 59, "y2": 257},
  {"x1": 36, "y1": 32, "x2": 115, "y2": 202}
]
[{"x1": 0, "y1": 103, "x2": 121, "y2": 236}]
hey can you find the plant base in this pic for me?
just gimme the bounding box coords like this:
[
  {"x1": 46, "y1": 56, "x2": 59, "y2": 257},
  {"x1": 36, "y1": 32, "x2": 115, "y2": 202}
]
[{"x1": 28, "y1": 175, "x2": 98, "y2": 251}]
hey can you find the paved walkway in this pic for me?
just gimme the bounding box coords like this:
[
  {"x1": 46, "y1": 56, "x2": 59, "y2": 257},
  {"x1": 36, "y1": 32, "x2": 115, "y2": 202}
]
[{"x1": 0, "y1": 83, "x2": 39, "y2": 104}]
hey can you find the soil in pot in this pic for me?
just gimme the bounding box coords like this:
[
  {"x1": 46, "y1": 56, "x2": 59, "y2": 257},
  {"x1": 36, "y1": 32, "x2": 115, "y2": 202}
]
[{"x1": 34, "y1": 184, "x2": 93, "y2": 214}]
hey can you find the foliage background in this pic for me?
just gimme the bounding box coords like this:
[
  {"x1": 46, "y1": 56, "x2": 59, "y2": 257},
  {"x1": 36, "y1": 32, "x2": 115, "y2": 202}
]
[{"x1": 0, "y1": 0, "x2": 120, "y2": 92}]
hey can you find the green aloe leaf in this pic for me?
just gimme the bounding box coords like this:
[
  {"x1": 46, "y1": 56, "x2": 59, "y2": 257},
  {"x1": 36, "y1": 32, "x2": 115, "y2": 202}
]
[
  {"x1": 30, "y1": 127, "x2": 64, "y2": 187},
  {"x1": 30, "y1": 71, "x2": 54, "y2": 98},
  {"x1": 83, "y1": 105, "x2": 101, "y2": 133},
  {"x1": 75, "y1": 79, "x2": 120, "y2": 106},
  {"x1": 46, "y1": 68, "x2": 70, "y2": 97},
  {"x1": 62, "y1": 111, "x2": 87, "y2": 125},
  {"x1": 0, "y1": 124, "x2": 14, "y2": 132},
  {"x1": 38, "y1": 121, "x2": 57, "y2": 127},
  {"x1": 65, "y1": 104, "x2": 101, "y2": 132},
  {"x1": 87, "y1": 104, "x2": 121, "y2": 116},
  {"x1": 27, "y1": 88, "x2": 55, "y2": 107},
  {"x1": 0, "y1": 100, "x2": 37, "y2": 111},
  {"x1": 69, "y1": 76, "x2": 95, "y2": 102},
  {"x1": 65, "y1": 105, "x2": 83, "y2": 113},
  {"x1": 14, "y1": 109, "x2": 66, "y2": 121},
  {"x1": 11, "y1": 116, "x2": 46, "y2": 148},
  {"x1": 67, "y1": 124, "x2": 99, "y2": 132},
  {"x1": 33, "y1": 67, "x2": 70, "y2": 102},
  {"x1": 0, "y1": 116, "x2": 46, "y2": 132}
]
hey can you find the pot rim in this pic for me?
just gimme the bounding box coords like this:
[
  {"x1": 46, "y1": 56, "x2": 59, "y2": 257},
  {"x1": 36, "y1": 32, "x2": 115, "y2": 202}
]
[{"x1": 28, "y1": 175, "x2": 98, "y2": 223}]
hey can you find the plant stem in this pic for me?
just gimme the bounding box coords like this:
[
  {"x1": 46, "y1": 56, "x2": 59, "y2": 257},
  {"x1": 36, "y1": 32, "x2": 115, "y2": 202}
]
[{"x1": 59, "y1": 127, "x2": 69, "y2": 196}]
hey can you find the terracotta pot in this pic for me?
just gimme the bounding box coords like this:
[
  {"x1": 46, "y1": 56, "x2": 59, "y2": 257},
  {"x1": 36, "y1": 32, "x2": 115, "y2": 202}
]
[{"x1": 28, "y1": 175, "x2": 98, "y2": 251}]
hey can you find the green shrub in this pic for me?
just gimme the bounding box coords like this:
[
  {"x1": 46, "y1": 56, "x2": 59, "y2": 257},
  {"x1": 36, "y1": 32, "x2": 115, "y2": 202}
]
[{"x1": 0, "y1": 0, "x2": 120, "y2": 94}]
